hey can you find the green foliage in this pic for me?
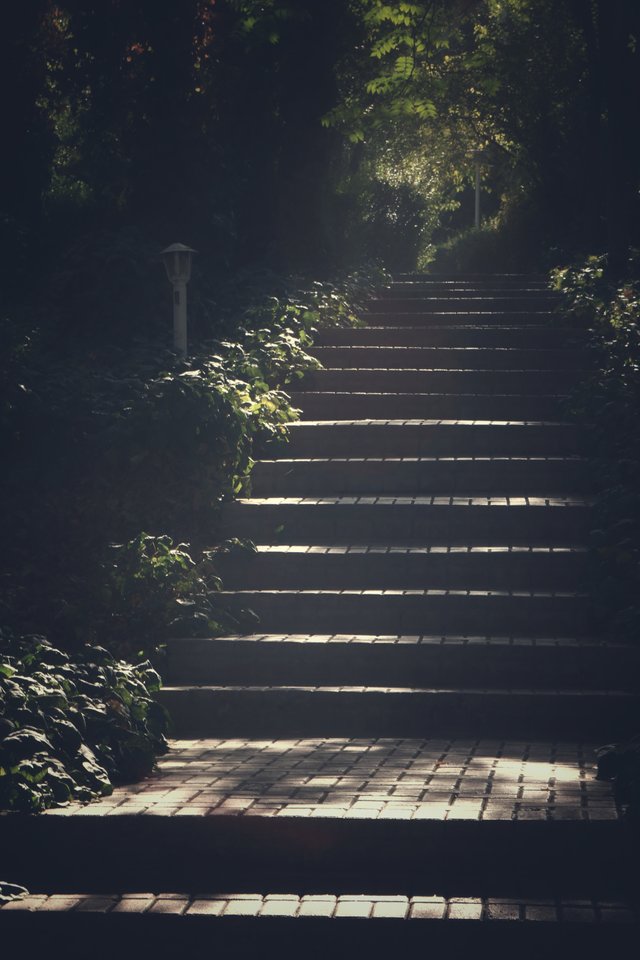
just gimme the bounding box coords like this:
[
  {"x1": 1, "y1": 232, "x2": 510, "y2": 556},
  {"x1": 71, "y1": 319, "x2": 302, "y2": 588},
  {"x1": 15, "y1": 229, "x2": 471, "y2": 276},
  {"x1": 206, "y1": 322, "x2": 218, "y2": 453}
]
[
  {"x1": 553, "y1": 255, "x2": 640, "y2": 812},
  {"x1": 322, "y1": 0, "x2": 640, "y2": 270},
  {"x1": 430, "y1": 198, "x2": 554, "y2": 274},
  {"x1": 0, "y1": 254, "x2": 379, "y2": 812},
  {"x1": 550, "y1": 257, "x2": 610, "y2": 325},
  {"x1": 4, "y1": 1, "x2": 640, "y2": 294},
  {"x1": 0, "y1": 347, "x2": 289, "y2": 647},
  {"x1": 0, "y1": 269, "x2": 378, "y2": 652},
  {"x1": 551, "y1": 256, "x2": 640, "y2": 641},
  {"x1": 214, "y1": 538, "x2": 258, "y2": 555},
  {"x1": 1, "y1": 0, "x2": 369, "y2": 278},
  {"x1": 92, "y1": 535, "x2": 249, "y2": 661},
  {"x1": 0, "y1": 630, "x2": 169, "y2": 812}
]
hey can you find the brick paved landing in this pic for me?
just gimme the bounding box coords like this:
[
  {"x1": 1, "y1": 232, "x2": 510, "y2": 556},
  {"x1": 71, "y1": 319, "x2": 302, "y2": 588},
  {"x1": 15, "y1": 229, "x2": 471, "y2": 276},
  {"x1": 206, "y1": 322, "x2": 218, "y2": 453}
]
[{"x1": 48, "y1": 738, "x2": 619, "y2": 822}]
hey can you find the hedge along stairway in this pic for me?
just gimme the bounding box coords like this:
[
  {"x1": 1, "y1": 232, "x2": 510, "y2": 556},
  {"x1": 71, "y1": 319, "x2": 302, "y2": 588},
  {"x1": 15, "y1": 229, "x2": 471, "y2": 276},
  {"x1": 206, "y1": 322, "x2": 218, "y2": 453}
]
[{"x1": 2, "y1": 275, "x2": 640, "y2": 957}]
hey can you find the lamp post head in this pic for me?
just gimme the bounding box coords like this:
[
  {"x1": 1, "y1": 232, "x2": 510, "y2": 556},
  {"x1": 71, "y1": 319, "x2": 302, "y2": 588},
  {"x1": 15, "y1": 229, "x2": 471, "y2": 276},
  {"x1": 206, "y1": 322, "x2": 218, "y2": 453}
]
[{"x1": 161, "y1": 243, "x2": 197, "y2": 284}]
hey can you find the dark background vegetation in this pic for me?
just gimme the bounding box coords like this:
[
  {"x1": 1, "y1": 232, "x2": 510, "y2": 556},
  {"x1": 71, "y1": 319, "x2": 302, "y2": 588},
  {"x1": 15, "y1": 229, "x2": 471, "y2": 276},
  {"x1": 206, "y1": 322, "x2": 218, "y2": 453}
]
[
  {"x1": 2, "y1": 0, "x2": 640, "y2": 807},
  {"x1": 3, "y1": 1, "x2": 640, "y2": 303}
]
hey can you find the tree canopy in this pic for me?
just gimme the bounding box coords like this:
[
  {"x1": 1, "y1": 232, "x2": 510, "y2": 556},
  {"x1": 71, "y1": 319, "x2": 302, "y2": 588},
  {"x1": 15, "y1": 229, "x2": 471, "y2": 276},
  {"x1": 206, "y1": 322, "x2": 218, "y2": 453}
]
[{"x1": 1, "y1": 0, "x2": 639, "y2": 303}]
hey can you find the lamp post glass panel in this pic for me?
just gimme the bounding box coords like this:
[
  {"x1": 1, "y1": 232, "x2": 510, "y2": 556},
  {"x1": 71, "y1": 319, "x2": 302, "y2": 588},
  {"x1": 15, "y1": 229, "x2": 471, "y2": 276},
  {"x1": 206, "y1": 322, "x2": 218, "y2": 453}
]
[{"x1": 161, "y1": 243, "x2": 196, "y2": 356}]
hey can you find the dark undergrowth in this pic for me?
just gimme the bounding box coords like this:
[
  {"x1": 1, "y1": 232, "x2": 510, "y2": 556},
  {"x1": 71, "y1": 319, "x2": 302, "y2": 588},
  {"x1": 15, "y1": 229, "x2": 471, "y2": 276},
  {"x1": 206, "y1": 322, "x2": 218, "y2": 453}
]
[
  {"x1": 551, "y1": 255, "x2": 640, "y2": 815},
  {"x1": 0, "y1": 263, "x2": 385, "y2": 811}
]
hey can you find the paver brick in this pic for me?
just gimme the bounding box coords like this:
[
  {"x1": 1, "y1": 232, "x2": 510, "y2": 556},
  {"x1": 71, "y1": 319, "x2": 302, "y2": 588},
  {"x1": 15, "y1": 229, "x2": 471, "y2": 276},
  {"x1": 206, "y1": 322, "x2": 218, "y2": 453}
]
[
  {"x1": 486, "y1": 901, "x2": 521, "y2": 921},
  {"x1": 259, "y1": 899, "x2": 301, "y2": 917},
  {"x1": 599, "y1": 908, "x2": 635, "y2": 923},
  {"x1": 222, "y1": 897, "x2": 264, "y2": 917},
  {"x1": 185, "y1": 899, "x2": 227, "y2": 916},
  {"x1": 372, "y1": 900, "x2": 409, "y2": 919},
  {"x1": 409, "y1": 897, "x2": 447, "y2": 920},
  {"x1": 448, "y1": 899, "x2": 484, "y2": 920},
  {"x1": 111, "y1": 896, "x2": 156, "y2": 914},
  {"x1": 562, "y1": 905, "x2": 597, "y2": 923},
  {"x1": 74, "y1": 896, "x2": 118, "y2": 913},
  {"x1": 334, "y1": 898, "x2": 372, "y2": 919},
  {"x1": 38, "y1": 896, "x2": 85, "y2": 913},
  {"x1": 298, "y1": 896, "x2": 338, "y2": 918},
  {"x1": 1, "y1": 896, "x2": 49, "y2": 912}
]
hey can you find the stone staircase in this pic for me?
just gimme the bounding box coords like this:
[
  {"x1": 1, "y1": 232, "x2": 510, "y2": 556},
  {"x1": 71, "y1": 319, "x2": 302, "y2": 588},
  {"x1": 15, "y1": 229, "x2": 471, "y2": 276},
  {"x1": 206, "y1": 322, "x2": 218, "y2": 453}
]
[{"x1": 2, "y1": 274, "x2": 639, "y2": 956}]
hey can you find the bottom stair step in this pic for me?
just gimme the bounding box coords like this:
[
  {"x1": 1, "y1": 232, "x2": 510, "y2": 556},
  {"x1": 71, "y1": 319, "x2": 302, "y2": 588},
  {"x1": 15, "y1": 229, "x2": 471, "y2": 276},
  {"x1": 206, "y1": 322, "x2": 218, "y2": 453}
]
[
  {"x1": 157, "y1": 685, "x2": 639, "y2": 740},
  {"x1": 4, "y1": 891, "x2": 635, "y2": 922},
  {"x1": 1, "y1": 892, "x2": 637, "y2": 960}
]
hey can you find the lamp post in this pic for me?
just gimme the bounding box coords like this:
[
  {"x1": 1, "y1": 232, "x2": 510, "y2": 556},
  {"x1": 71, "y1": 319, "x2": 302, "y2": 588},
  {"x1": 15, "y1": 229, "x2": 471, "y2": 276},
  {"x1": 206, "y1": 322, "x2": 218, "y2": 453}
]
[
  {"x1": 161, "y1": 243, "x2": 196, "y2": 357},
  {"x1": 473, "y1": 152, "x2": 481, "y2": 229}
]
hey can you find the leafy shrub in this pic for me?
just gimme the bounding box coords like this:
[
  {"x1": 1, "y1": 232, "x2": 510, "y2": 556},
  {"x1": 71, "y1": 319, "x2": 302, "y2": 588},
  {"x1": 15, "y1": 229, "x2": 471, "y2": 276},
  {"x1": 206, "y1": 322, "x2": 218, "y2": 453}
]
[
  {"x1": 0, "y1": 337, "x2": 297, "y2": 648},
  {"x1": 89, "y1": 534, "x2": 258, "y2": 660},
  {"x1": 550, "y1": 256, "x2": 611, "y2": 324},
  {"x1": 552, "y1": 255, "x2": 640, "y2": 816},
  {"x1": 196, "y1": 265, "x2": 382, "y2": 342},
  {"x1": 551, "y1": 256, "x2": 640, "y2": 641},
  {"x1": 431, "y1": 198, "x2": 552, "y2": 274},
  {"x1": 0, "y1": 268, "x2": 383, "y2": 651},
  {"x1": 0, "y1": 630, "x2": 169, "y2": 812}
]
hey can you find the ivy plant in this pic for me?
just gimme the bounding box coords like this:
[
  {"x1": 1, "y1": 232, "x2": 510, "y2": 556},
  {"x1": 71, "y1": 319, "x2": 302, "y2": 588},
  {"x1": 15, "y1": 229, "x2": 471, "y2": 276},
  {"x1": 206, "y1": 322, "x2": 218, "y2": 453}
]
[{"x1": 0, "y1": 631, "x2": 169, "y2": 813}]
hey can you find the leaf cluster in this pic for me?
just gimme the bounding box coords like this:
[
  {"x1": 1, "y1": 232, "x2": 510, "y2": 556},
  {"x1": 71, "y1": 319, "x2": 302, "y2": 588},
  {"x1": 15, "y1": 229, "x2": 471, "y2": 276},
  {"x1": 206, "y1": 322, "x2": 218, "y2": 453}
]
[
  {"x1": 0, "y1": 630, "x2": 169, "y2": 813},
  {"x1": 93, "y1": 534, "x2": 259, "y2": 661}
]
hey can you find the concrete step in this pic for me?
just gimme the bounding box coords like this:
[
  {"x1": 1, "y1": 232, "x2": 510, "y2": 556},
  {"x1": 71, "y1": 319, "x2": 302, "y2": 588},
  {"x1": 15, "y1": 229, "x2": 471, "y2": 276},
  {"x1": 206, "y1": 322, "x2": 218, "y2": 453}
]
[
  {"x1": 2, "y1": 892, "x2": 637, "y2": 960},
  {"x1": 387, "y1": 282, "x2": 554, "y2": 294},
  {"x1": 316, "y1": 325, "x2": 587, "y2": 348},
  {"x1": 379, "y1": 295, "x2": 563, "y2": 308},
  {"x1": 278, "y1": 421, "x2": 585, "y2": 458},
  {"x1": 158, "y1": 685, "x2": 637, "y2": 740},
  {"x1": 358, "y1": 311, "x2": 559, "y2": 326},
  {"x1": 288, "y1": 391, "x2": 568, "y2": 421},
  {"x1": 393, "y1": 272, "x2": 550, "y2": 283},
  {"x1": 213, "y1": 545, "x2": 589, "y2": 592},
  {"x1": 217, "y1": 588, "x2": 590, "y2": 636},
  {"x1": 309, "y1": 345, "x2": 589, "y2": 371},
  {"x1": 164, "y1": 635, "x2": 639, "y2": 690},
  {"x1": 250, "y1": 457, "x2": 589, "y2": 496},
  {"x1": 0, "y1": 900, "x2": 639, "y2": 960},
  {"x1": 221, "y1": 497, "x2": 592, "y2": 546},
  {"x1": 302, "y1": 368, "x2": 581, "y2": 394},
  {"x1": 366, "y1": 297, "x2": 560, "y2": 313}
]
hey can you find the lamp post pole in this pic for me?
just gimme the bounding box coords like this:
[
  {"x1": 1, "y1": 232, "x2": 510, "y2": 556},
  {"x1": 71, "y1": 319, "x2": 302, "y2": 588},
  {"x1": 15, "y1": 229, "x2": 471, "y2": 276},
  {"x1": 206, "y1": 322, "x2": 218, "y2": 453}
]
[
  {"x1": 173, "y1": 280, "x2": 188, "y2": 356},
  {"x1": 160, "y1": 243, "x2": 196, "y2": 358},
  {"x1": 475, "y1": 155, "x2": 481, "y2": 229}
]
